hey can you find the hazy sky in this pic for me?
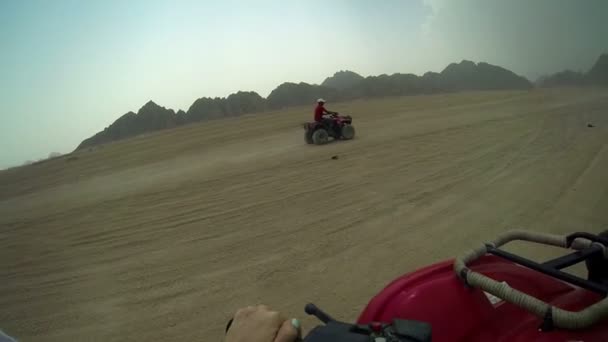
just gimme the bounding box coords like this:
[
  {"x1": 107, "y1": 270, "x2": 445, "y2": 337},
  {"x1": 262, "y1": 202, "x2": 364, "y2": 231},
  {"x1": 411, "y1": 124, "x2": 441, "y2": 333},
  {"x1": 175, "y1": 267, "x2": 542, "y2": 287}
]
[{"x1": 1, "y1": 0, "x2": 607, "y2": 168}]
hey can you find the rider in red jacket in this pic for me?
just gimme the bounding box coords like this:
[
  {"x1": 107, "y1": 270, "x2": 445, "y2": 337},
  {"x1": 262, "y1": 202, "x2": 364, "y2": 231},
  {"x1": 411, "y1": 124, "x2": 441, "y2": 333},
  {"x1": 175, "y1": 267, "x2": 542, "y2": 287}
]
[{"x1": 314, "y1": 98, "x2": 337, "y2": 122}]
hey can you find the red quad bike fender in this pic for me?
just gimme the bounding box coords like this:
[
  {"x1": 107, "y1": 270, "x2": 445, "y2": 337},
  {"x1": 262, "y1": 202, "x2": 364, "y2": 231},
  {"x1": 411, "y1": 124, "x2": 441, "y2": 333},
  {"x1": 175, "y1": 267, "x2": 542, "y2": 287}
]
[
  {"x1": 303, "y1": 122, "x2": 319, "y2": 130},
  {"x1": 334, "y1": 115, "x2": 353, "y2": 127},
  {"x1": 358, "y1": 246, "x2": 608, "y2": 341},
  {"x1": 303, "y1": 115, "x2": 352, "y2": 129},
  {"x1": 335, "y1": 115, "x2": 352, "y2": 125}
]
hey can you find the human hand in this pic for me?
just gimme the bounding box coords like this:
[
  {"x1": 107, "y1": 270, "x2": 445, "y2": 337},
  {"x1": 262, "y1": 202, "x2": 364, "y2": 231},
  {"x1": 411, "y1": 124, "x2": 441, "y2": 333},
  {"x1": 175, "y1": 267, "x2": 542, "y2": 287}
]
[{"x1": 225, "y1": 305, "x2": 301, "y2": 342}]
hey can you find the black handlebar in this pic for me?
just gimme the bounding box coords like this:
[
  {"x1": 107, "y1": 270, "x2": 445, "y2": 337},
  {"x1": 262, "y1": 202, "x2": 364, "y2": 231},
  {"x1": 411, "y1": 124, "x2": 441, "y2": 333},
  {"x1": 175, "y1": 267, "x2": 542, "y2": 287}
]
[
  {"x1": 302, "y1": 303, "x2": 431, "y2": 342},
  {"x1": 226, "y1": 303, "x2": 431, "y2": 342}
]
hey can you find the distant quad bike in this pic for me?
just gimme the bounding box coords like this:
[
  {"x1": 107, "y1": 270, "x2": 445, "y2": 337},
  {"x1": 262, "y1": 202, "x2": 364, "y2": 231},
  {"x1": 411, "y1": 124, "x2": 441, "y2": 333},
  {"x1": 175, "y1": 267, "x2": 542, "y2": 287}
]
[
  {"x1": 303, "y1": 113, "x2": 355, "y2": 145},
  {"x1": 225, "y1": 230, "x2": 608, "y2": 342}
]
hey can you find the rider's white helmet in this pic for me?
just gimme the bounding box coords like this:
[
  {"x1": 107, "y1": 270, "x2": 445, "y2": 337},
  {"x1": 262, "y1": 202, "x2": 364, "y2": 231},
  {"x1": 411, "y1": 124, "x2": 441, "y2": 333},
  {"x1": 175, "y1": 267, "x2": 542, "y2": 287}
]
[{"x1": 317, "y1": 98, "x2": 325, "y2": 103}]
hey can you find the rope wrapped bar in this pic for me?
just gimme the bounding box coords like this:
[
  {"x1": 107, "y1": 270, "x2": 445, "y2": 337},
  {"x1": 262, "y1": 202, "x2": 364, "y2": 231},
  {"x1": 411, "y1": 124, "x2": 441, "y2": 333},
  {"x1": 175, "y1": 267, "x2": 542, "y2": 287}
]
[
  {"x1": 489, "y1": 229, "x2": 592, "y2": 250},
  {"x1": 454, "y1": 229, "x2": 608, "y2": 329}
]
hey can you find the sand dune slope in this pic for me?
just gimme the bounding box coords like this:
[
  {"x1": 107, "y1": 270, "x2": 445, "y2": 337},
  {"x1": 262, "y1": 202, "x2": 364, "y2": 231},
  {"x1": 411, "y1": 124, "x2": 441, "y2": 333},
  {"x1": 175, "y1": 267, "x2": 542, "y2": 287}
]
[{"x1": 1, "y1": 89, "x2": 608, "y2": 341}]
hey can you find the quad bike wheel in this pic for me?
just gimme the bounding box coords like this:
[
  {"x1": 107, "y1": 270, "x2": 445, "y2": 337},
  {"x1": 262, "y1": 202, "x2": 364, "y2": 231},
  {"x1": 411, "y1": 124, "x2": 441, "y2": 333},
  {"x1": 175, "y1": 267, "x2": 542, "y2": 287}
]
[
  {"x1": 304, "y1": 130, "x2": 314, "y2": 144},
  {"x1": 341, "y1": 124, "x2": 355, "y2": 140},
  {"x1": 312, "y1": 129, "x2": 329, "y2": 145}
]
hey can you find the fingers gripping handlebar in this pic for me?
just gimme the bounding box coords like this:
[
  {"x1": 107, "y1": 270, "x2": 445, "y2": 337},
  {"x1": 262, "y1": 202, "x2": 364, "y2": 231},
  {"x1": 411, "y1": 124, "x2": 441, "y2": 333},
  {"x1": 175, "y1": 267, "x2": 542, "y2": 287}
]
[{"x1": 226, "y1": 303, "x2": 431, "y2": 342}]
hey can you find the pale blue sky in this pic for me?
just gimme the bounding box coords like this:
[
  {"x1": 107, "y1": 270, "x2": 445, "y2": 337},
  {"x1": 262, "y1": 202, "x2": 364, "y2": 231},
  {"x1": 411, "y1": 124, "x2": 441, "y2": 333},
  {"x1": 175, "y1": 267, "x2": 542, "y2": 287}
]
[{"x1": 1, "y1": 0, "x2": 607, "y2": 168}]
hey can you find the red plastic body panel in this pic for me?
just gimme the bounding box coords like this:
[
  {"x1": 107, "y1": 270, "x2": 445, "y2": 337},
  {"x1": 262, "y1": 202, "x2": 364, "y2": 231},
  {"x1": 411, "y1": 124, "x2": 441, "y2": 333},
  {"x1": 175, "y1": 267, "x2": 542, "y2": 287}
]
[
  {"x1": 357, "y1": 255, "x2": 608, "y2": 341},
  {"x1": 304, "y1": 115, "x2": 352, "y2": 128},
  {"x1": 335, "y1": 116, "x2": 352, "y2": 125}
]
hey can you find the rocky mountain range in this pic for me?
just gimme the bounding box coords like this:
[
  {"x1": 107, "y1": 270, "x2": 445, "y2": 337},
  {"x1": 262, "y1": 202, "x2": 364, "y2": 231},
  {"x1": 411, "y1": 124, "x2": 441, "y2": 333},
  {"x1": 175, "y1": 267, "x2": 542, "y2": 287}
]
[
  {"x1": 77, "y1": 54, "x2": 607, "y2": 150},
  {"x1": 537, "y1": 54, "x2": 608, "y2": 87}
]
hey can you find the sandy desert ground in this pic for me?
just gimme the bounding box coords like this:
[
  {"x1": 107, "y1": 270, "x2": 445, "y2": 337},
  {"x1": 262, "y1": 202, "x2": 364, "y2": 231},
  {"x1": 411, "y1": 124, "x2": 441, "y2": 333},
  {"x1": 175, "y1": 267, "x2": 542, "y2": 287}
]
[{"x1": 1, "y1": 89, "x2": 608, "y2": 341}]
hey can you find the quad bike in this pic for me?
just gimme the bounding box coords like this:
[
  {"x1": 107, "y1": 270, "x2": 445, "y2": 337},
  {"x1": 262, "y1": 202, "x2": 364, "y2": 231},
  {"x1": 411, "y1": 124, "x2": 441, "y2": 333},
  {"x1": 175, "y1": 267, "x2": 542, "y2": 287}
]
[
  {"x1": 226, "y1": 230, "x2": 608, "y2": 341},
  {"x1": 303, "y1": 113, "x2": 355, "y2": 145}
]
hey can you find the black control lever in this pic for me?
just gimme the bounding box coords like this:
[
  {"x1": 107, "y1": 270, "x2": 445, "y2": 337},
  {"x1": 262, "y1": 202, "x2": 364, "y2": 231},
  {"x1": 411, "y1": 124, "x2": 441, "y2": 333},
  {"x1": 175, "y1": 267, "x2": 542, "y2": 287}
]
[{"x1": 305, "y1": 303, "x2": 335, "y2": 324}]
